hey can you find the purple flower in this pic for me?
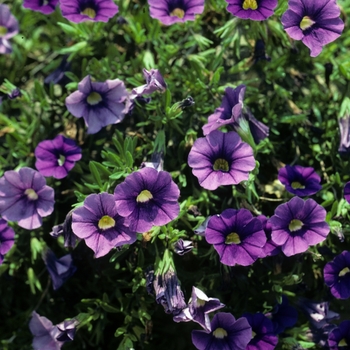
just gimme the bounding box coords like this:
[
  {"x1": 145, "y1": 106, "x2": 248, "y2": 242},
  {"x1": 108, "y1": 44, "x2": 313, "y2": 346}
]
[
  {"x1": 130, "y1": 69, "x2": 167, "y2": 99},
  {"x1": 0, "y1": 4, "x2": 19, "y2": 54},
  {"x1": 23, "y1": 0, "x2": 59, "y2": 14},
  {"x1": 257, "y1": 215, "x2": 281, "y2": 258},
  {"x1": 338, "y1": 115, "x2": 350, "y2": 156},
  {"x1": 35, "y1": 135, "x2": 82, "y2": 180},
  {"x1": 65, "y1": 75, "x2": 129, "y2": 134},
  {"x1": 225, "y1": 0, "x2": 278, "y2": 21},
  {"x1": 0, "y1": 167, "x2": 55, "y2": 230},
  {"x1": 243, "y1": 109, "x2": 269, "y2": 145},
  {"x1": 44, "y1": 57, "x2": 71, "y2": 86},
  {"x1": 328, "y1": 320, "x2": 350, "y2": 350},
  {"x1": 188, "y1": 130, "x2": 255, "y2": 191},
  {"x1": 42, "y1": 248, "x2": 76, "y2": 290},
  {"x1": 140, "y1": 151, "x2": 164, "y2": 172},
  {"x1": 205, "y1": 208, "x2": 266, "y2": 266},
  {"x1": 148, "y1": 0, "x2": 205, "y2": 26},
  {"x1": 269, "y1": 197, "x2": 329, "y2": 257},
  {"x1": 281, "y1": 0, "x2": 344, "y2": 57},
  {"x1": 324, "y1": 251, "x2": 350, "y2": 299},
  {"x1": 243, "y1": 312, "x2": 278, "y2": 350},
  {"x1": 0, "y1": 218, "x2": 15, "y2": 264},
  {"x1": 50, "y1": 210, "x2": 79, "y2": 248},
  {"x1": 59, "y1": 0, "x2": 118, "y2": 23},
  {"x1": 173, "y1": 239, "x2": 193, "y2": 256},
  {"x1": 72, "y1": 193, "x2": 136, "y2": 258},
  {"x1": 192, "y1": 312, "x2": 252, "y2": 350},
  {"x1": 344, "y1": 182, "x2": 350, "y2": 204},
  {"x1": 114, "y1": 167, "x2": 180, "y2": 233},
  {"x1": 56, "y1": 319, "x2": 78, "y2": 342},
  {"x1": 278, "y1": 165, "x2": 322, "y2": 197},
  {"x1": 193, "y1": 216, "x2": 211, "y2": 236}
]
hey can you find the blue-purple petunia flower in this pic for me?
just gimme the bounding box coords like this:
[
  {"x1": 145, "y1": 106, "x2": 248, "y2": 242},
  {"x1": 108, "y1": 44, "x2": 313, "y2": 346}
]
[
  {"x1": 72, "y1": 193, "x2": 136, "y2": 258},
  {"x1": 328, "y1": 320, "x2": 350, "y2": 350},
  {"x1": 114, "y1": 167, "x2": 180, "y2": 233},
  {"x1": 278, "y1": 165, "x2": 322, "y2": 197},
  {"x1": 281, "y1": 0, "x2": 344, "y2": 57},
  {"x1": 65, "y1": 75, "x2": 129, "y2": 134},
  {"x1": 192, "y1": 312, "x2": 252, "y2": 350},
  {"x1": 130, "y1": 69, "x2": 167, "y2": 99},
  {"x1": 23, "y1": 0, "x2": 59, "y2": 14},
  {"x1": 0, "y1": 4, "x2": 19, "y2": 54},
  {"x1": 225, "y1": 0, "x2": 278, "y2": 21},
  {"x1": 173, "y1": 239, "x2": 194, "y2": 256},
  {"x1": 0, "y1": 167, "x2": 55, "y2": 230},
  {"x1": 35, "y1": 134, "x2": 82, "y2": 180},
  {"x1": 269, "y1": 196, "x2": 329, "y2": 257},
  {"x1": 0, "y1": 218, "x2": 15, "y2": 264},
  {"x1": 324, "y1": 251, "x2": 350, "y2": 300},
  {"x1": 205, "y1": 208, "x2": 266, "y2": 266},
  {"x1": 50, "y1": 210, "x2": 79, "y2": 248},
  {"x1": 59, "y1": 0, "x2": 119, "y2": 23},
  {"x1": 148, "y1": 0, "x2": 205, "y2": 26}
]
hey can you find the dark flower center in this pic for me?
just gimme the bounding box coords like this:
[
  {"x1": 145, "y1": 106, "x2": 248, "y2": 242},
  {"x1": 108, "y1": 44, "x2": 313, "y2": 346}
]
[
  {"x1": 289, "y1": 219, "x2": 303, "y2": 232},
  {"x1": 225, "y1": 232, "x2": 241, "y2": 244},
  {"x1": 25, "y1": 188, "x2": 39, "y2": 201},
  {"x1": 339, "y1": 338, "x2": 348, "y2": 346},
  {"x1": 300, "y1": 16, "x2": 315, "y2": 30},
  {"x1": 58, "y1": 154, "x2": 66, "y2": 166},
  {"x1": 339, "y1": 267, "x2": 350, "y2": 277},
  {"x1": 0, "y1": 26, "x2": 8, "y2": 36},
  {"x1": 170, "y1": 8, "x2": 185, "y2": 18},
  {"x1": 213, "y1": 327, "x2": 228, "y2": 339},
  {"x1": 242, "y1": 0, "x2": 258, "y2": 10},
  {"x1": 213, "y1": 158, "x2": 229, "y2": 172},
  {"x1": 81, "y1": 8, "x2": 96, "y2": 19},
  {"x1": 136, "y1": 190, "x2": 153, "y2": 203},
  {"x1": 87, "y1": 92, "x2": 102, "y2": 105},
  {"x1": 291, "y1": 181, "x2": 305, "y2": 189},
  {"x1": 98, "y1": 215, "x2": 115, "y2": 230}
]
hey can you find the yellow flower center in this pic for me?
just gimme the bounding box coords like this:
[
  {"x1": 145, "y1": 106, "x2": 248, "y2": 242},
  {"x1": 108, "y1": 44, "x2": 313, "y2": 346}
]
[
  {"x1": 136, "y1": 190, "x2": 153, "y2": 203},
  {"x1": 98, "y1": 215, "x2": 115, "y2": 230},
  {"x1": 242, "y1": 0, "x2": 258, "y2": 10},
  {"x1": 339, "y1": 267, "x2": 350, "y2": 277},
  {"x1": 87, "y1": 92, "x2": 102, "y2": 105},
  {"x1": 0, "y1": 26, "x2": 8, "y2": 36},
  {"x1": 289, "y1": 219, "x2": 303, "y2": 232},
  {"x1": 213, "y1": 158, "x2": 229, "y2": 172},
  {"x1": 196, "y1": 298, "x2": 206, "y2": 307},
  {"x1": 300, "y1": 16, "x2": 315, "y2": 30},
  {"x1": 58, "y1": 154, "x2": 66, "y2": 166},
  {"x1": 291, "y1": 181, "x2": 305, "y2": 189},
  {"x1": 81, "y1": 7, "x2": 96, "y2": 19},
  {"x1": 252, "y1": 330, "x2": 257, "y2": 338},
  {"x1": 213, "y1": 327, "x2": 228, "y2": 339},
  {"x1": 339, "y1": 338, "x2": 348, "y2": 346},
  {"x1": 225, "y1": 232, "x2": 241, "y2": 245},
  {"x1": 170, "y1": 8, "x2": 185, "y2": 18},
  {"x1": 25, "y1": 188, "x2": 39, "y2": 201}
]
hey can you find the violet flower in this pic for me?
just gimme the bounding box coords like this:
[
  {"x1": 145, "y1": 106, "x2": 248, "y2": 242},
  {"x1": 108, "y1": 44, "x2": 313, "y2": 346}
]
[
  {"x1": 0, "y1": 167, "x2": 55, "y2": 230},
  {"x1": 338, "y1": 115, "x2": 350, "y2": 156},
  {"x1": 278, "y1": 165, "x2": 322, "y2": 197},
  {"x1": 42, "y1": 248, "x2": 77, "y2": 290},
  {"x1": 35, "y1": 135, "x2": 82, "y2": 180},
  {"x1": 328, "y1": 320, "x2": 350, "y2": 349},
  {"x1": 324, "y1": 251, "x2": 350, "y2": 299},
  {"x1": 60, "y1": 0, "x2": 119, "y2": 23},
  {"x1": 23, "y1": 0, "x2": 59, "y2": 14},
  {"x1": 257, "y1": 215, "x2": 281, "y2": 258},
  {"x1": 0, "y1": 4, "x2": 19, "y2": 54},
  {"x1": 269, "y1": 197, "x2": 329, "y2": 257},
  {"x1": 65, "y1": 75, "x2": 129, "y2": 134},
  {"x1": 72, "y1": 193, "x2": 136, "y2": 258},
  {"x1": 114, "y1": 167, "x2": 180, "y2": 233},
  {"x1": 50, "y1": 210, "x2": 79, "y2": 248},
  {"x1": 130, "y1": 69, "x2": 167, "y2": 99},
  {"x1": 44, "y1": 57, "x2": 71, "y2": 86},
  {"x1": 205, "y1": 208, "x2": 266, "y2": 266},
  {"x1": 56, "y1": 319, "x2": 78, "y2": 342},
  {"x1": 0, "y1": 218, "x2": 15, "y2": 264},
  {"x1": 193, "y1": 217, "x2": 211, "y2": 236},
  {"x1": 140, "y1": 151, "x2": 164, "y2": 172},
  {"x1": 281, "y1": 0, "x2": 344, "y2": 57},
  {"x1": 192, "y1": 312, "x2": 252, "y2": 350},
  {"x1": 148, "y1": 0, "x2": 205, "y2": 26},
  {"x1": 173, "y1": 239, "x2": 193, "y2": 256},
  {"x1": 188, "y1": 130, "x2": 255, "y2": 190},
  {"x1": 225, "y1": 0, "x2": 277, "y2": 21}
]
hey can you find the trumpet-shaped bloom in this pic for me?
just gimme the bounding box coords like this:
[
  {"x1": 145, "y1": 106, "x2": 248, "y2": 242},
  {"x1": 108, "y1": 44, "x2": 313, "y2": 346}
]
[
  {"x1": 72, "y1": 193, "x2": 136, "y2": 258},
  {"x1": 0, "y1": 218, "x2": 15, "y2": 264},
  {"x1": 188, "y1": 130, "x2": 255, "y2": 191},
  {"x1": 60, "y1": 0, "x2": 118, "y2": 23},
  {"x1": 35, "y1": 135, "x2": 82, "y2": 179},
  {"x1": 114, "y1": 167, "x2": 180, "y2": 233},
  {"x1": 130, "y1": 69, "x2": 167, "y2": 99},
  {"x1": 225, "y1": 0, "x2": 278, "y2": 21},
  {"x1": 0, "y1": 167, "x2": 55, "y2": 230},
  {"x1": 0, "y1": 4, "x2": 19, "y2": 54},
  {"x1": 338, "y1": 115, "x2": 350, "y2": 156},
  {"x1": 23, "y1": 0, "x2": 59, "y2": 14},
  {"x1": 281, "y1": 0, "x2": 344, "y2": 57},
  {"x1": 65, "y1": 75, "x2": 129, "y2": 134},
  {"x1": 269, "y1": 197, "x2": 329, "y2": 257},
  {"x1": 148, "y1": 0, "x2": 205, "y2": 26}
]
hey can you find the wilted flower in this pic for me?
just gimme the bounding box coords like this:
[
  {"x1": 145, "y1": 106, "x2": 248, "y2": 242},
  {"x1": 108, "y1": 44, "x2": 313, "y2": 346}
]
[
  {"x1": 328, "y1": 320, "x2": 350, "y2": 349},
  {"x1": 269, "y1": 197, "x2": 329, "y2": 257},
  {"x1": 50, "y1": 210, "x2": 79, "y2": 248},
  {"x1": 281, "y1": 0, "x2": 344, "y2": 57},
  {"x1": 205, "y1": 208, "x2": 266, "y2": 266},
  {"x1": 114, "y1": 167, "x2": 180, "y2": 233},
  {"x1": 173, "y1": 239, "x2": 193, "y2": 256},
  {"x1": 131, "y1": 69, "x2": 167, "y2": 99},
  {"x1": 192, "y1": 312, "x2": 252, "y2": 350},
  {"x1": 338, "y1": 115, "x2": 350, "y2": 156},
  {"x1": 23, "y1": 0, "x2": 59, "y2": 14},
  {"x1": 0, "y1": 4, "x2": 19, "y2": 54},
  {"x1": 59, "y1": 0, "x2": 119, "y2": 23},
  {"x1": 0, "y1": 218, "x2": 15, "y2": 264},
  {"x1": 148, "y1": 0, "x2": 205, "y2": 26},
  {"x1": 65, "y1": 75, "x2": 129, "y2": 134},
  {"x1": 0, "y1": 167, "x2": 55, "y2": 230},
  {"x1": 225, "y1": 0, "x2": 277, "y2": 21},
  {"x1": 72, "y1": 193, "x2": 136, "y2": 258}
]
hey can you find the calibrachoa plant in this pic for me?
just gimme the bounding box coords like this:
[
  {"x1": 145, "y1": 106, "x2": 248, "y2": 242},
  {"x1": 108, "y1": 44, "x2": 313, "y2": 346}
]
[{"x1": 1, "y1": 0, "x2": 350, "y2": 349}]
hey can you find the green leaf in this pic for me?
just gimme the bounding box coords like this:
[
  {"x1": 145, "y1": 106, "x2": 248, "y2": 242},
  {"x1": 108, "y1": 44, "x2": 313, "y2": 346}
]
[{"x1": 89, "y1": 161, "x2": 103, "y2": 189}]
